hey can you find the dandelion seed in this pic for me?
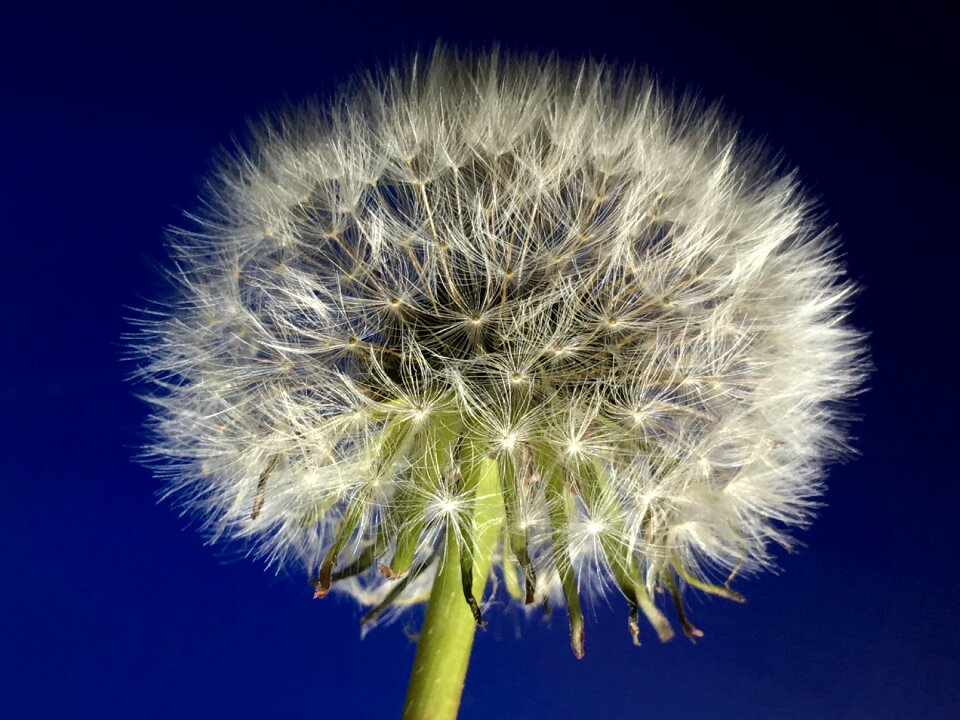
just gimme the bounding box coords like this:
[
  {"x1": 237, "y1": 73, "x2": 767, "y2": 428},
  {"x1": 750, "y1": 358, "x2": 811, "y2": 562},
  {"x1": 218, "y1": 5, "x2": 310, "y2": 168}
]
[{"x1": 130, "y1": 44, "x2": 867, "y2": 718}]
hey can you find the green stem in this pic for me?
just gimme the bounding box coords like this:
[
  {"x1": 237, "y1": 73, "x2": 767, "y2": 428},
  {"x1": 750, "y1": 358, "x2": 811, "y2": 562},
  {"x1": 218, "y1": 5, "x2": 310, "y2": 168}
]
[{"x1": 401, "y1": 447, "x2": 500, "y2": 720}]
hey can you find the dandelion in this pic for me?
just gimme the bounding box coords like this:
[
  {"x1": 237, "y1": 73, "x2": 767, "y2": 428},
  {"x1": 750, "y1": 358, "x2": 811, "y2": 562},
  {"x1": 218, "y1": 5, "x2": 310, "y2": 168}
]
[{"x1": 131, "y1": 45, "x2": 867, "y2": 718}]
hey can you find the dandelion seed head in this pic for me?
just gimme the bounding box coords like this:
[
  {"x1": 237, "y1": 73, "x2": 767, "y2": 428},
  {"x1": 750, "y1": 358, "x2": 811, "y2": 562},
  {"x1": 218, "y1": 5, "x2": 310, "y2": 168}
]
[{"x1": 131, "y1": 45, "x2": 867, "y2": 648}]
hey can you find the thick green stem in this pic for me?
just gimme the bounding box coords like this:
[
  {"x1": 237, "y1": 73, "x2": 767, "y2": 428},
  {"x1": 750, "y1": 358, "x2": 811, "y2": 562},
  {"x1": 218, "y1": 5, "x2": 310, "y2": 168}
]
[{"x1": 401, "y1": 449, "x2": 500, "y2": 720}]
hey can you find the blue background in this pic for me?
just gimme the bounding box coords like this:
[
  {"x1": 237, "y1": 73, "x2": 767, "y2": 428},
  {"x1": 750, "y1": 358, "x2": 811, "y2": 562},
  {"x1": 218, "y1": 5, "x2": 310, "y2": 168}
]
[{"x1": 2, "y1": 3, "x2": 956, "y2": 718}]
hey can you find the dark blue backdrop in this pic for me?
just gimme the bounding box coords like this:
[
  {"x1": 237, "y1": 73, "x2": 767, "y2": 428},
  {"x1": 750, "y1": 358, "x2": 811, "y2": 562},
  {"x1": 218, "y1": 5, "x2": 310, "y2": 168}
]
[{"x1": 2, "y1": 4, "x2": 956, "y2": 718}]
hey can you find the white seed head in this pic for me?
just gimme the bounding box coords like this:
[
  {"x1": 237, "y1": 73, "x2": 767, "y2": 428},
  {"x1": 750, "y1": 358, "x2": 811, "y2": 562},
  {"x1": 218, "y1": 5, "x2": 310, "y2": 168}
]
[{"x1": 131, "y1": 46, "x2": 867, "y2": 648}]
